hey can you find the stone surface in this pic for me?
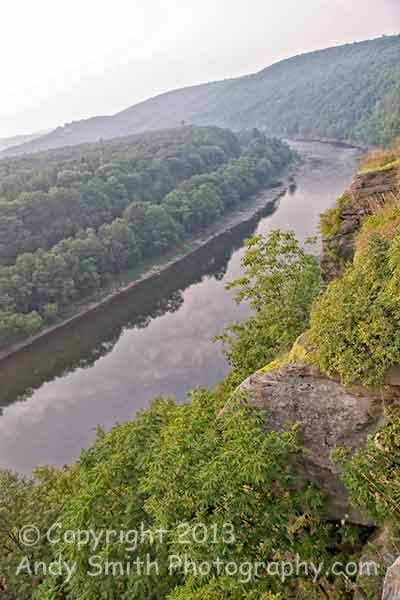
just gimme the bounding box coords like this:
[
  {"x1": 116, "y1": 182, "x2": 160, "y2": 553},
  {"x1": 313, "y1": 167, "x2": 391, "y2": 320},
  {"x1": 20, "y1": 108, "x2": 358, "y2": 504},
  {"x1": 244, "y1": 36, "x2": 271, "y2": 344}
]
[
  {"x1": 355, "y1": 525, "x2": 398, "y2": 600},
  {"x1": 321, "y1": 165, "x2": 400, "y2": 283},
  {"x1": 386, "y1": 366, "x2": 400, "y2": 387},
  {"x1": 383, "y1": 556, "x2": 400, "y2": 600},
  {"x1": 227, "y1": 360, "x2": 385, "y2": 523}
]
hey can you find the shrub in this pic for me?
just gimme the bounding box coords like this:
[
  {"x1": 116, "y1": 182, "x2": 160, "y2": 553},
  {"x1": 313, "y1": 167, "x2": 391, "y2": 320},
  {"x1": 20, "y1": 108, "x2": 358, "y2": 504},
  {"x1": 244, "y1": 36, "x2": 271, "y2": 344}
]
[
  {"x1": 333, "y1": 408, "x2": 400, "y2": 525},
  {"x1": 319, "y1": 194, "x2": 349, "y2": 239},
  {"x1": 307, "y1": 228, "x2": 400, "y2": 385},
  {"x1": 216, "y1": 231, "x2": 320, "y2": 383},
  {"x1": 358, "y1": 138, "x2": 400, "y2": 174}
]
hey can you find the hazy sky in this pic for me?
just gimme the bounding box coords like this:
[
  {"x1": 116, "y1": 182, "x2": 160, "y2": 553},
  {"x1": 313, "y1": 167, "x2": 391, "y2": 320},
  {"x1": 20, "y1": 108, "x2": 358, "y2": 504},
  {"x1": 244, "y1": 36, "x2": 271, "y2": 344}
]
[{"x1": 1, "y1": 0, "x2": 399, "y2": 138}]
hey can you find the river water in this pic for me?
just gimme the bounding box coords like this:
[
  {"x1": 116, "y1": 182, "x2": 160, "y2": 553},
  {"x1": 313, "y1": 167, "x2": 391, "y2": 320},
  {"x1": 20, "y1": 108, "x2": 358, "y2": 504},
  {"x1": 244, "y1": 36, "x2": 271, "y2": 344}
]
[{"x1": 0, "y1": 141, "x2": 361, "y2": 473}]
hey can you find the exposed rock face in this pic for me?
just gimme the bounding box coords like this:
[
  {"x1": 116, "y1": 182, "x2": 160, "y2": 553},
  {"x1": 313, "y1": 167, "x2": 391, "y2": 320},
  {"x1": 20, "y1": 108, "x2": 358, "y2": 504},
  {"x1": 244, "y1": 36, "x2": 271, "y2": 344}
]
[
  {"x1": 382, "y1": 557, "x2": 400, "y2": 600},
  {"x1": 231, "y1": 360, "x2": 385, "y2": 523},
  {"x1": 321, "y1": 165, "x2": 400, "y2": 282},
  {"x1": 354, "y1": 526, "x2": 399, "y2": 599}
]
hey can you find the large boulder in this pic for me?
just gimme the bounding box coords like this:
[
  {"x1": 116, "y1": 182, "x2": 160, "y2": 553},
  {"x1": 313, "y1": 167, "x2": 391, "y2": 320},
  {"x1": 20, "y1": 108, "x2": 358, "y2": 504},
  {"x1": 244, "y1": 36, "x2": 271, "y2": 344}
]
[{"x1": 226, "y1": 358, "x2": 385, "y2": 524}]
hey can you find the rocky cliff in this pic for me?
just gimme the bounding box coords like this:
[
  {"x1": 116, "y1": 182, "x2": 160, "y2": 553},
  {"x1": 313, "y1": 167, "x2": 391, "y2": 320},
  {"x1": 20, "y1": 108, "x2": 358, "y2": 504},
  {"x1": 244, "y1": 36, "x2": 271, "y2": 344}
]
[
  {"x1": 321, "y1": 162, "x2": 400, "y2": 282},
  {"x1": 237, "y1": 357, "x2": 384, "y2": 524},
  {"x1": 226, "y1": 155, "x2": 400, "y2": 598},
  {"x1": 229, "y1": 159, "x2": 400, "y2": 520}
]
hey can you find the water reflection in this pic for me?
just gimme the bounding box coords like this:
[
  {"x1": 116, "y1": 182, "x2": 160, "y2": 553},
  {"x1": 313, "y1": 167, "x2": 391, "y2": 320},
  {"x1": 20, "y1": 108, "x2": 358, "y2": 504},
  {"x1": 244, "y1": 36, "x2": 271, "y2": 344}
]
[
  {"x1": 0, "y1": 201, "x2": 278, "y2": 408},
  {"x1": 0, "y1": 141, "x2": 361, "y2": 472}
]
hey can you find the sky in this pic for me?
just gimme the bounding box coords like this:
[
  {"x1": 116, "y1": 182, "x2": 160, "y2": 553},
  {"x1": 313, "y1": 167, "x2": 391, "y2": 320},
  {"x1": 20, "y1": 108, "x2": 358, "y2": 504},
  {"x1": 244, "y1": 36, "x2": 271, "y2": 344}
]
[{"x1": 1, "y1": 0, "x2": 399, "y2": 138}]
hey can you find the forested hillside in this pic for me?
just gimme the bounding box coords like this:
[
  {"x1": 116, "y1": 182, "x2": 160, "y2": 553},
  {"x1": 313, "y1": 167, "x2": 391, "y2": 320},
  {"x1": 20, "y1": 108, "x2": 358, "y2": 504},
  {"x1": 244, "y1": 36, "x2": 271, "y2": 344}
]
[
  {"x1": 4, "y1": 140, "x2": 400, "y2": 599},
  {"x1": 0, "y1": 126, "x2": 296, "y2": 349},
  {"x1": 4, "y1": 34, "x2": 400, "y2": 157},
  {"x1": 0, "y1": 127, "x2": 240, "y2": 265},
  {"x1": 0, "y1": 130, "x2": 52, "y2": 153}
]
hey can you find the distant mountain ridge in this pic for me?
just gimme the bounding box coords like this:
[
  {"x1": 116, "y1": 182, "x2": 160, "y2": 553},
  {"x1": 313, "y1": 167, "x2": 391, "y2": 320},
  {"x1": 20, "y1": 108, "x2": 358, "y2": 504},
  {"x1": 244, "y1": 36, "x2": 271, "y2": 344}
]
[
  {"x1": 2, "y1": 34, "x2": 400, "y2": 157},
  {"x1": 0, "y1": 129, "x2": 53, "y2": 153}
]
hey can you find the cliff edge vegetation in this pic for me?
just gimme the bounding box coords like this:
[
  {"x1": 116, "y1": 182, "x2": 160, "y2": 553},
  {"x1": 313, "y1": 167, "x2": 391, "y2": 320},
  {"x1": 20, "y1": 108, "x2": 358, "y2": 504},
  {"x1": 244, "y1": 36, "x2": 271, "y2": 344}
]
[
  {"x1": 307, "y1": 140, "x2": 400, "y2": 386},
  {"x1": 2, "y1": 143, "x2": 400, "y2": 599}
]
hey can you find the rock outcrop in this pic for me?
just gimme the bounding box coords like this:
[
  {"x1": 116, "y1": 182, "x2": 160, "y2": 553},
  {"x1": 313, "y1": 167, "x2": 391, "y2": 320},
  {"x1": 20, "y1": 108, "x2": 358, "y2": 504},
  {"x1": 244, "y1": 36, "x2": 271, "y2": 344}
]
[
  {"x1": 227, "y1": 357, "x2": 387, "y2": 524},
  {"x1": 352, "y1": 525, "x2": 400, "y2": 599},
  {"x1": 382, "y1": 556, "x2": 400, "y2": 600},
  {"x1": 321, "y1": 164, "x2": 400, "y2": 282}
]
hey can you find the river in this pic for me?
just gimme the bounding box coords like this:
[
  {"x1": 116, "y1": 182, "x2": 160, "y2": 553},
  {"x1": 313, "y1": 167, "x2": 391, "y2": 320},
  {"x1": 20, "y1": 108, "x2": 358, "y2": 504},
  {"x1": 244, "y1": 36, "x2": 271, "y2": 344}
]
[{"x1": 0, "y1": 141, "x2": 361, "y2": 473}]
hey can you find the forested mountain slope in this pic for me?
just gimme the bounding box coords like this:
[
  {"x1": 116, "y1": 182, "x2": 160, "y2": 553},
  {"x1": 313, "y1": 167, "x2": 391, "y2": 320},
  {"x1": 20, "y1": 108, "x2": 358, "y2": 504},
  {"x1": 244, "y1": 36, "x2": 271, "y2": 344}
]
[
  {"x1": 3, "y1": 34, "x2": 400, "y2": 157},
  {"x1": 0, "y1": 126, "x2": 240, "y2": 265},
  {"x1": 0, "y1": 130, "x2": 52, "y2": 152},
  {"x1": 3, "y1": 142, "x2": 400, "y2": 600},
  {"x1": 0, "y1": 126, "x2": 297, "y2": 349}
]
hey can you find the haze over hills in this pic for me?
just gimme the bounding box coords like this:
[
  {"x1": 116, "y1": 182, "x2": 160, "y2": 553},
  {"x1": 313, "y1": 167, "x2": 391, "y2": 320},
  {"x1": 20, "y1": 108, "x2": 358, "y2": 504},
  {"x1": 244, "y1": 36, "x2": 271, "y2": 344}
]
[
  {"x1": 0, "y1": 129, "x2": 53, "y2": 153},
  {"x1": 3, "y1": 1, "x2": 400, "y2": 595},
  {"x1": 2, "y1": 34, "x2": 400, "y2": 158}
]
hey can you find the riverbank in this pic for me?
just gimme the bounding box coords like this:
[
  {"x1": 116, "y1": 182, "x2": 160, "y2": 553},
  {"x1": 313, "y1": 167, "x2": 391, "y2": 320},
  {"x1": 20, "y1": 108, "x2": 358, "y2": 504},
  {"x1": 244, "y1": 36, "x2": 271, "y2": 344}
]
[
  {"x1": 0, "y1": 140, "x2": 363, "y2": 471},
  {"x1": 0, "y1": 169, "x2": 296, "y2": 365},
  {"x1": 287, "y1": 136, "x2": 369, "y2": 152}
]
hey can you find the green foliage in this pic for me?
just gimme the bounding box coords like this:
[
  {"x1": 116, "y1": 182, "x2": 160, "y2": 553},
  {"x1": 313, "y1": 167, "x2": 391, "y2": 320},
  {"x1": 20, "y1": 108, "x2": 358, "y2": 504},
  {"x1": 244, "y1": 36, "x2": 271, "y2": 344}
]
[
  {"x1": 319, "y1": 195, "x2": 349, "y2": 239},
  {"x1": 358, "y1": 158, "x2": 400, "y2": 176},
  {"x1": 0, "y1": 126, "x2": 239, "y2": 263},
  {"x1": 355, "y1": 202, "x2": 400, "y2": 254},
  {"x1": 379, "y1": 84, "x2": 400, "y2": 146},
  {"x1": 216, "y1": 231, "x2": 320, "y2": 382},
  {"x1": 33, "y1": 399, "x2": 179, "y2": 600},
  {"x1": 307, "y1": 224, "x2": 400, "y2": 385},
  {"x1": 10, "y1": 35, "x2": 400, "y2": 151},
  {"x1": 133, "y1": 32, "x2": 391, "y2": 148},
  {"x1": 333, "y1": 408, "x2": 400, "y2": 525},
  {"x1": 1, "y1": 387, "x2": 353, "y2": 600},
  {"x1": 0, "y1": 222, "x2": 379, "y2": 600},
  {"x1": 42, "y1": 303, "x2": 58, "y2": 324},
  {"x1": 0, "y1": 132, "x2": 297, "y2": 351},
  {"x1": 358, "y1": 138, "x2": 400, "y2": 174},
  {"x1": 0, "y1": 467, "x2": 69, "y2": 600},
  {"x1": 168, "y1": 578, "x2": 281, "y2": 600},
  {"x1": 366, "y1": 82, "x2": 400, "y2": 147},
  {"x1": 2, "y1": 116, "x2": 400, "y2": 600},
  {"x1": 0, "y1": 310, "x2": 43, "y2": 346},
  {"x1": 0, "y1": 383, "x2": 370, "y2": 600}
]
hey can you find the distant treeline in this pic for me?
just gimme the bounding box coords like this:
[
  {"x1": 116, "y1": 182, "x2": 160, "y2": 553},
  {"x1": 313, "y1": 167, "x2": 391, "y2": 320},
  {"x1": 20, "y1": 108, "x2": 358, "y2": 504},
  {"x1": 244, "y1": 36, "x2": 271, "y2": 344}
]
[
  {"x1": 4, "y1": 35, "x2": 399, "y2": 157},
  {"x1": 0, "y1": 127, "x2": 297, "y2": 348},
  {"x1": 0, "y1": 127, "x2": 240, "y2": 265}
]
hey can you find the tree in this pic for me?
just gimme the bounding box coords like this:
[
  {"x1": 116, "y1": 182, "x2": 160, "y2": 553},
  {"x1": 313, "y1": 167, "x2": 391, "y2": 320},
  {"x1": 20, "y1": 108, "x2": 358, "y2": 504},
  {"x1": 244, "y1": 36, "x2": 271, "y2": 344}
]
[
  {"x1": 216, "y1": 231, "x2": 320, "y2": 382},
  {"x1": 0, "y1": 216, "x2": 28, "y2": 265},
  {"x1": 99, "y1": 218, "x2": 141, "y2": 273},
  {"x1": 140, "y1": 205, "x2": 183, "y2": 256}
]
